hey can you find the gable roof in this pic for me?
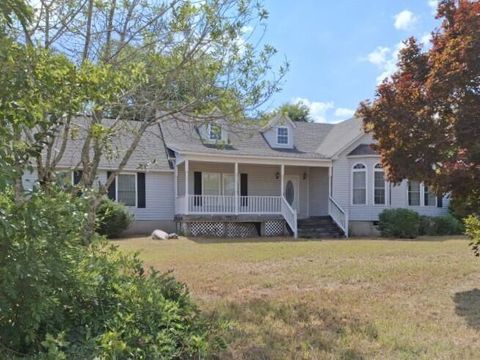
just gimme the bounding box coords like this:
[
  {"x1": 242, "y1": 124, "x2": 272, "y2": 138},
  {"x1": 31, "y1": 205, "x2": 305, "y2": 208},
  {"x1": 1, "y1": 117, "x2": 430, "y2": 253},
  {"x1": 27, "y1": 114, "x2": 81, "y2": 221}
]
[
  {"x1": 50, "y1": 117, "x2": 172, "y2": 172},
  {"x1": 160, "y1": 118, "x2": 335, "y2": 160},
  {"x1": 261, "y1": 113, "x2": 297, "y2": 131},
  {"x1": 347, "y1": 144, "x2": 378, "y2": 156},
  {"x1": 315, "y1": 117, "x2": 364, "y2": 158}
]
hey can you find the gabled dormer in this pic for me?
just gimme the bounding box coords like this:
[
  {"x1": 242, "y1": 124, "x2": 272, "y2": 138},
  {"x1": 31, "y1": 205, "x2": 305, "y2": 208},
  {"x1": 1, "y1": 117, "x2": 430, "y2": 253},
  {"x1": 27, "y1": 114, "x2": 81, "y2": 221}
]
[
  {"x1": 262, "y1": 113, "x2": 296, "y2": 149},
  {"x1": 198, "y1": 121, "x2": 229, "y2": 145}
]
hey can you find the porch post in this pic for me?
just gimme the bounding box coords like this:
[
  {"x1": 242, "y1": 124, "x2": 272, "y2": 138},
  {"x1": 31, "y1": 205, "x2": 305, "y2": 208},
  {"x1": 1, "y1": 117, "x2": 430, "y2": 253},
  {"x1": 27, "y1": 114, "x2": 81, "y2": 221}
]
[
  {"x1": 234, "y1": 162, "x2": 239, "y2": 214},
  {"x1": 328, "y1": 165, "x2": 332, "y2": 214},
  {"x1": 174, "y1": 162, "x2": 178, "y2": 197},
  {"x1": 280, "y1": 164, "x2": 285, "y2": 198},
  {"x1": 185, "y1": 159, "x2": 189, "y2": 214}
]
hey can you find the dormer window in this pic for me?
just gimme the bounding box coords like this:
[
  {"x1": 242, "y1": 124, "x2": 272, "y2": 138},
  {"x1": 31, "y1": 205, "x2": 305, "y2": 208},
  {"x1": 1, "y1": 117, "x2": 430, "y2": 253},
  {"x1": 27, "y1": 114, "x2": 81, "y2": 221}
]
[
  {"x1": 277, "y1": 127, "x2": 288, "y2": 145},
  {"x1": 208, "y1": 124, "x2": 222, "y2": 141}
]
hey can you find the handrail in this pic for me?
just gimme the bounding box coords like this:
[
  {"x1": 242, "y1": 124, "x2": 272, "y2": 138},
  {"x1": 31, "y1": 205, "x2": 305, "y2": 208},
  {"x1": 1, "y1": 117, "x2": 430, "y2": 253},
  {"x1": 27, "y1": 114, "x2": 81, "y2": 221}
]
[
  {"x1": 281, "y1": 196, "x2": 298, "y2": 238},
  {"x1": 184, "y1": 195, "x2": 282, "y2": 214},
  {"x1": 328, "y1": 196, "x2": 349, "y2": 237}
]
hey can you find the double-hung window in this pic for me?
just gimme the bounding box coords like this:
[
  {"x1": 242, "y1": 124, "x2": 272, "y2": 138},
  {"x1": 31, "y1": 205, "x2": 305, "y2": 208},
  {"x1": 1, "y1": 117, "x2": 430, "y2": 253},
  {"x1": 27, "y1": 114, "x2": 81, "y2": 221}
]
[
  {"x1": 352, "y1": 163, "x2": 367, "y2": 205},
  {"x1": 203, "y1": 173, "x2": 221, "y2": 195},
  {"x1": 408, "y1": 180, "x2": 421, "y2": 206},
  {"x1": 277, "y1": 127, "x2": 288, "y2": 145},
  {"x1": 208, "y1": 124, "x2": 222, "y2": 141},
  {"x1": 373, "y1": 163, "x2": 386, "y2": 205},
  {"x1": 424, "y1": 185, "x2": 436, "y2": 206},
  {"x1": 117, "y1": 174, "x2": 136, "y2": 206}
]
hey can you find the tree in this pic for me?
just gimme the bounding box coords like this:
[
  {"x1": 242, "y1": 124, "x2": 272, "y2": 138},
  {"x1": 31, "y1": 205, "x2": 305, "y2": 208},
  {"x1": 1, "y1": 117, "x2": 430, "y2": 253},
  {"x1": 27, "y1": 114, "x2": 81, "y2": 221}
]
[
  {"x1": 4, "y1": 0, "x2": 287, "y2": 241},
  {"x1": 358, "y1": 0, "x2": 480, "y2": 212},
  {"x1": 275, "y1": 101, "x2": 311, "y2": 122}
]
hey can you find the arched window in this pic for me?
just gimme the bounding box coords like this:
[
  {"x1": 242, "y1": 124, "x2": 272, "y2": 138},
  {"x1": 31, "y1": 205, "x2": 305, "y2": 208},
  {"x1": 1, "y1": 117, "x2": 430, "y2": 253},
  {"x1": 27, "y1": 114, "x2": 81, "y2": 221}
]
[
  {"x1": 352, "y1": 163, "x2": 367, "y2": 205},
  {"x1": 374, "y1": 163, "x2": 386, "y2": 205}
]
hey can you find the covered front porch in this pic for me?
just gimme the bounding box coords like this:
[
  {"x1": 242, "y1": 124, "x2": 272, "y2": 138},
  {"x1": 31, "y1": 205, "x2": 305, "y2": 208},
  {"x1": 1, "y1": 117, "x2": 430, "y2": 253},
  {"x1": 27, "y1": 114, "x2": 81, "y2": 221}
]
[{"x1": 172, "y1": 157, "x2": 347, "y2": 237}]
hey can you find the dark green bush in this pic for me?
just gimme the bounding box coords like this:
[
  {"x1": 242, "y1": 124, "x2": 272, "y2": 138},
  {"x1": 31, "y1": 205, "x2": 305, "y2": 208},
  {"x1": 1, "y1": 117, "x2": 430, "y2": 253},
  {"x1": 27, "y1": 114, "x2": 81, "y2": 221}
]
[
  {"x1": 0, "y1": 188, "x2": 223, "y2": 358},
  {"x1": 434, "y1": 214, "x2": 464, "y2": 235},
  {"x1": 96, "y1": 198, "x2": 133, "y2": 238},
  {"x1": 378, "y1": 208, "x2": 421, "y2": 238},
  {"x1": 419, "y1": 214, "x2": 464, "y2": 236}
]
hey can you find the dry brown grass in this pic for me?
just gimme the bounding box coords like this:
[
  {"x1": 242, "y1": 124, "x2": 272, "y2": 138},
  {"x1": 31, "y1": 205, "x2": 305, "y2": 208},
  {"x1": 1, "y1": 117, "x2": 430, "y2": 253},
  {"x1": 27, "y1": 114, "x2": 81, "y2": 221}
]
[{"x1": 113, "y1": 236, "x2": 480, "y2": 359}]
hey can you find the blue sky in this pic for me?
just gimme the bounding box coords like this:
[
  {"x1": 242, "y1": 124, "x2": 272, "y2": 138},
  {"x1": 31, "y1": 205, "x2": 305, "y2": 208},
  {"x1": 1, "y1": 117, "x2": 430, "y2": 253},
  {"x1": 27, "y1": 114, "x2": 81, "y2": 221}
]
[{"x1": 260, "y1": 0, "x2": 441, "y2": 122}]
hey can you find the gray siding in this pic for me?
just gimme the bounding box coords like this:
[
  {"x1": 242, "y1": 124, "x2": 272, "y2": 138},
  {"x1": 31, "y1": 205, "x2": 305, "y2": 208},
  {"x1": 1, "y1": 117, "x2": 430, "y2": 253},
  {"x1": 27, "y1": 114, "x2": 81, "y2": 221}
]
[
  {"x1": 309, "y1": 167, "x2": 329, "y2": 216},
  {"x1": 331, "y1": 134, "x2": 450, "y2": 221},
  {"x1": 22, "y1": 169, "x2": 174, "y2": 221}
]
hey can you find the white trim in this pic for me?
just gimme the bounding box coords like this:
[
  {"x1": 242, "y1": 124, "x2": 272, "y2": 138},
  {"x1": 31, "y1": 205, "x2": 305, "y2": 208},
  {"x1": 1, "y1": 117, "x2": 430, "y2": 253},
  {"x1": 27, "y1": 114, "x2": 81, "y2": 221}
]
[
  {"x1": 373, "y1": 163, "x2": 387, "y2": 206},
  {"x1": 332, "y1": 133, "x2": 365, "y2": 159},
  {"x1": 306, "y1": 168, "x2": 310, "y2": 218},
  {"x1": 276, "y1": 126, "x2": 289, "y2": 146},
  {"x1": 179, "y1": 152, "x2": 332, "y2": 167},
  {"x1": 116, "y1": 173, "x2": 137, "y2": 208},
  {"x1": 351, "y1": 162, "x2": 367, "y2": 206},
  {"x1": 407, "y1": 180, "x2": 421, "y2": 207}
]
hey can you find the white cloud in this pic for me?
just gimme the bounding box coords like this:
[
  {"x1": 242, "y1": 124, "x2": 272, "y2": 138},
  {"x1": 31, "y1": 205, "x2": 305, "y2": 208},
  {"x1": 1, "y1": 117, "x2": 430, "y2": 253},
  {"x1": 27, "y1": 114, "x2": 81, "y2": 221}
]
[
  {"x1": 334, "y1": 108, "x2": 355, "y2": 118},
  {"x1": 394, "y1": 10, "x2": 418, "y2": 31},
  {"x1": 428, "y1": 0, "x2": 439, "y2": 13},
  {"x1": 420, "y1": 32, "x2": 433, "y2": 48},
  {"x1": 365, "y1": 42, "x2": 407, "y2": 83},
  {"x1": 293, "y1": 97, "x2": 334, "y2": 123},
  {"x1": 366, "y1": 47, "x2": 390, "y2": 66}
]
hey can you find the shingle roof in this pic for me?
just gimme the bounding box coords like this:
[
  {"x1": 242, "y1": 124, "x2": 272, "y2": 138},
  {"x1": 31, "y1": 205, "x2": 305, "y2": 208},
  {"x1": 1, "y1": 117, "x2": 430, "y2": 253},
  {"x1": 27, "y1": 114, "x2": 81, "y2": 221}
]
[
  {"x1": 160, "y1": 118, "x2": 335, "y2": 160},
  {"x1": 347, "y1": 144, "x2": 378, "y2": 156},
  {"x1": 315, "y1": 117, "x2": 364, "y2": 158},
  {"x1": 52, "y1": 117, "x2": 171, "y2": 171}
]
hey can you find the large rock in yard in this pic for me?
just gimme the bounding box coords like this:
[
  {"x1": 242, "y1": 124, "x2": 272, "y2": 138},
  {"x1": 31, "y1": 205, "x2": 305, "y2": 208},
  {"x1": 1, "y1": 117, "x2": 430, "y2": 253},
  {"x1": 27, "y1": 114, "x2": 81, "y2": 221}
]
[{"x1": 151, "y1": 229, "x2": 170, "y2": 240}]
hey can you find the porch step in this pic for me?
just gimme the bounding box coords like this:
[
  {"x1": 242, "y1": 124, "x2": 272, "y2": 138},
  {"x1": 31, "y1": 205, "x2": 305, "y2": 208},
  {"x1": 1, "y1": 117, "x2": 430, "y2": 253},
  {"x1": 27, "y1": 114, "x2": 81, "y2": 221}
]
[{"x1": 297, "y1": 216, "x2": 344, "y2": 239}]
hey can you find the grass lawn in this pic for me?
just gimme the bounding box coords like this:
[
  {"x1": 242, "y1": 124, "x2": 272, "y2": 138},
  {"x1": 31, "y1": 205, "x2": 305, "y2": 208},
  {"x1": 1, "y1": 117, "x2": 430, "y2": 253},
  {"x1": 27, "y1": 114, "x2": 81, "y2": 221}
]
[{"x1": 114, "y1": 236, "x2": 480, "y2": 359}]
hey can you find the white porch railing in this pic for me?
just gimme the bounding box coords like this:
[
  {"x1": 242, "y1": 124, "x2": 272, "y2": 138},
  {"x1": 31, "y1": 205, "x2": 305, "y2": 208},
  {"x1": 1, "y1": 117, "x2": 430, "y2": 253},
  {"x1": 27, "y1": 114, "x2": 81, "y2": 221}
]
[
  {"x1": 281, "y1": 197, "x2": 298, "y2": 238},
  {"x1": 238, "y1": 196, "x2": 281, "y2": 214},
  {"x1": 328, "y1": 196, "x2": 349, "y2": 237},
  {"x1": 183, "y1": 195, "x2": 282, "y2": 214}
]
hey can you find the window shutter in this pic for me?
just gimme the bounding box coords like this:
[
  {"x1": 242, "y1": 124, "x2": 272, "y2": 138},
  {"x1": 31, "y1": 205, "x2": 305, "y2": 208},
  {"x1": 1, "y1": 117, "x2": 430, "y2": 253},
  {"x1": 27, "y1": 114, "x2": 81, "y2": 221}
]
[
  {"x1": 107, "y1": 171, "x2": 116, "y2": 200},
  {"x1": 137, "y1": 172, "x2": 146, "y2": 208},
  {"x1": 240, "y1": 173, "x2": 248, "y2": 206},
  {"x1": 194, "y1": 172, "x2": 202, "y2": 206},
  {"x1": 437, "y1": 195, "x2": 443, "y2": 208},
  {"x1": 73, "y1": 170, "x2": 83, "y2": 185}
]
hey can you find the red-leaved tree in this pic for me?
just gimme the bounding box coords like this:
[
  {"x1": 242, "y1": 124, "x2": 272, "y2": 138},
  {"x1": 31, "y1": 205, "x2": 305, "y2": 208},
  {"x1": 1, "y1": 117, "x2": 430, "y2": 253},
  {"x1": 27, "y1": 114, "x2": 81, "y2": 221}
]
[{"x1": 358, "y1": 0, "x2": 480, "y2": 216}]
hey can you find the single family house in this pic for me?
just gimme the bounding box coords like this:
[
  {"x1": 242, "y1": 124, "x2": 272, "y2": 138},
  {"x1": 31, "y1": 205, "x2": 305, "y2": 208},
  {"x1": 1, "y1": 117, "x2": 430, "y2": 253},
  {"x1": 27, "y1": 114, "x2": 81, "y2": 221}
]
[{"x1": 22, "y1": 114, "x2": 449, "y2": 238}]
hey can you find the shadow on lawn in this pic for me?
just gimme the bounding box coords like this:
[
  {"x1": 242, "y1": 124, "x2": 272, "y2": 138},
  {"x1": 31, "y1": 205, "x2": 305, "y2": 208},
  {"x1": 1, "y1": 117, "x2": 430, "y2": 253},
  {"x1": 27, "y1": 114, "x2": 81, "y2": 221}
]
[
  {"x1": 453, "y1": 289, "x2": 480, "y2": 330},
  {"x1": 189, "y1": 237, "x2": 328, "y2": 244}
]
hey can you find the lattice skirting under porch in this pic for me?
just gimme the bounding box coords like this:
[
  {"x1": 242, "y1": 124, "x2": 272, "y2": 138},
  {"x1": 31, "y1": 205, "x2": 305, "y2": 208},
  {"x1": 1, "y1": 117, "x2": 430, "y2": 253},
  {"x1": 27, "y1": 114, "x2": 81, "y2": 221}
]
[
  {"x1": 178, "y1": 220, "x2": 287, "y2": 238},
  {"x1": 264, "y1": 220, "x2": 286, "y2": 237}
]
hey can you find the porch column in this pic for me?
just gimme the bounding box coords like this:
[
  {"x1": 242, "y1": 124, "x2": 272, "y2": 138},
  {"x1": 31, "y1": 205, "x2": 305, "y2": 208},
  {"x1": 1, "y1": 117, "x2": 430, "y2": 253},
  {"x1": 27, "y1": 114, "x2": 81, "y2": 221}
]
[
  {"x1": 328, "y1": 165, "x2": 332, "y2": 214},
  {"x1": 280, "y1": 164, "x2": 285, "y2": 198},
  {"x1": 185, "y1": 160, "x2": 189, "y2": 214},
  {"x1": 234, "y1": 162, "x2": 239, "y2": 214},
  {"x1": 174, "y1": 162, "x2": 178, "y2": 197}
]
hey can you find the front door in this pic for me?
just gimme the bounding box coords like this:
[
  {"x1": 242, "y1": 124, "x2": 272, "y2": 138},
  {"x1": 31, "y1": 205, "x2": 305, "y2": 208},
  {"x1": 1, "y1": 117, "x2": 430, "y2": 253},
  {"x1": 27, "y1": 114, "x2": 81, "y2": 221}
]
[{"x1": 284, "y1": 175, "x2": 300, "y2": 211}]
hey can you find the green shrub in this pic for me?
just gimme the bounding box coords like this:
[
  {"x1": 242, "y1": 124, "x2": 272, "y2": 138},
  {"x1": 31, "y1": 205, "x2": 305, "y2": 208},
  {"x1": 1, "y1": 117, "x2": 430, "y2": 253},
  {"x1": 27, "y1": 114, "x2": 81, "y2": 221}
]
[
  {"x1": 434, "y1": 214, "x2": 464, "y2": 235},
  {"x1": 419, "y1": 214, "x2": 464, "y2": 236},
  {"x1": 465, "y1": 215, "x2": 480, "y2": 256},
  {"x1": 96, "y1": 198, "x2": 133, "y2": 238},
  {"x1": 0, "y1": 187, "x2": 224, "y2": 358},
  {"x1": 378, "y1": 208, "x2": 421, "y2": 238}
]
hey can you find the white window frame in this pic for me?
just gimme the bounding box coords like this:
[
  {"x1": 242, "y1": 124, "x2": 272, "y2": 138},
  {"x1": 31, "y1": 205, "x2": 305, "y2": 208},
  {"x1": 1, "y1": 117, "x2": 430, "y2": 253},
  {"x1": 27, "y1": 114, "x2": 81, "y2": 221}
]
[
  {"x1": 423, "y1": 184, "x2": 437, "y2": 207},
  {"x1": 207, "y1": 124, "x2": 222, "y2": 141},
  {"x1": 407, "y1": 180, "x2": 421, "y2": 207},
  {"x1": 276, "y1": 126, "x2": 289, "y2": 145},
  {"x1": 373, "y1": 163, "x2": 387, "y2": 206},
  {"x1": 202, "y1": 172, "x2": 221, "y2": 195},
  {"x1": 116, "y1": 173, "x2": 137, "y2": 207},
  {"x1": 351, "y1": 163, "x2": 367, "y2": 205}
]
